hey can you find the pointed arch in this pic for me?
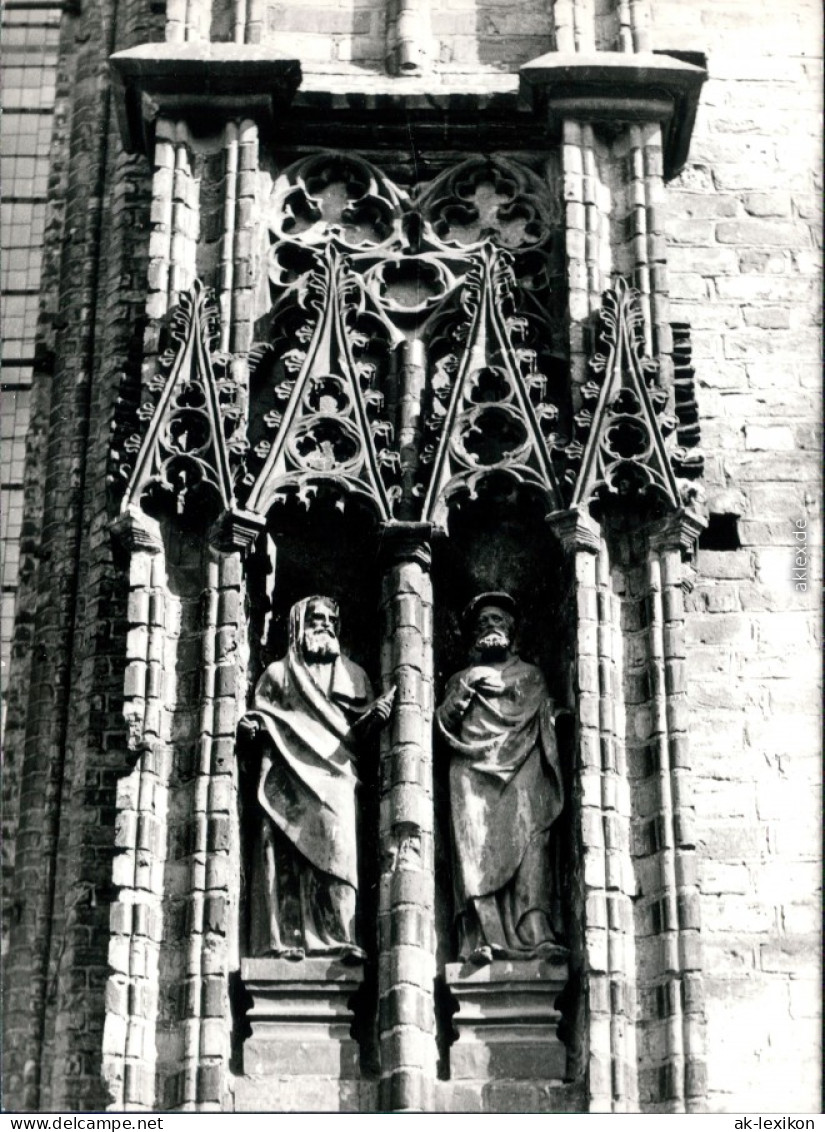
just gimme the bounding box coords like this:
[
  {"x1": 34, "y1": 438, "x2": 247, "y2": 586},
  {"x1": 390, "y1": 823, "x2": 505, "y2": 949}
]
[
  {"x1": 420, "y1": 244, "x2": 564, "y2": 530},
  {"x1": 122, "y1": 282, "x2": 242, "y2": 521}
]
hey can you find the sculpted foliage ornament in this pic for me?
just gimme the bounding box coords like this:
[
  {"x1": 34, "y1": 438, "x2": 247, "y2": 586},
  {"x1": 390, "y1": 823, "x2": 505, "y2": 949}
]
[
  {"x1": 566, "y1": 278, "x2": 683, "y2": 514},
  {"x1": 117, "y1": 282, "x2": 247, "y2": 521},
  {"x1": 419, "y1": 245, "x2": 565, "y2": 528},
  {"x1": 240, "y1": 152, "x2": 566, "y2": 527},
  {"x1": 117, "y1": 155, "x2": 707, "y2": 534}
]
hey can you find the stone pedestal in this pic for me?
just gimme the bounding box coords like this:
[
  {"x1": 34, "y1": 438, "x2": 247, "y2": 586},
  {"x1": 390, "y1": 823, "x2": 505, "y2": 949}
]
[
  {"x1": 235, "y1": 957, "x2": 372, "y2": 1112},
  {"x1": 438, "y1": 952, "x2": 582, "y2": 1113}
]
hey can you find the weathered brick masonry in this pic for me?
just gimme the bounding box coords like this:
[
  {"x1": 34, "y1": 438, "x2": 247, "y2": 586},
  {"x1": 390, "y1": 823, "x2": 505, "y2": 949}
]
[
  {"x1": 651, "y1": 0, "x2": 822, "y2": 1112},
  {"x1": 2, "y1": 0, "x2": 820, "y2": 1115}
]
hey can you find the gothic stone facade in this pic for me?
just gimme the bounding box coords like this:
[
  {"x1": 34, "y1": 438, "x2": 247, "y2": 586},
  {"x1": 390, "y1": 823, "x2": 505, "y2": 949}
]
[{"x1": 2, "y1": 0, "x2": 821, "y2": 1115}]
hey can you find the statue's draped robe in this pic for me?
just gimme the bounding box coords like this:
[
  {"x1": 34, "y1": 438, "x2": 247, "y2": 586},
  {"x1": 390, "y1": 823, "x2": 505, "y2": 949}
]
[
  {"x1": 244, "y1": 600, "x2": 372, "y2": 956},
  {"x1": 436, "y1": 656, "x2": 564, "y2": 958}
]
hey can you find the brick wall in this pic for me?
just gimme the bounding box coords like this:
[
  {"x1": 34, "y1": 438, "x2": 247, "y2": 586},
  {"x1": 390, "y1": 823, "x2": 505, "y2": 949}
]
[{"x1": 651, "y1": 0, "x2": 822, "y2": 1112}]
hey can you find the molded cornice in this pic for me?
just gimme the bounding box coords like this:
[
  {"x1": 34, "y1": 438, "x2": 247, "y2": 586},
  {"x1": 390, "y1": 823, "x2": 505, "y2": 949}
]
[
  {"x1": 519, "y1": 50, "x2": 707, "y2": 179},
  {"x1": 110, "y1": 43, "x2": 302, "y2": 152}
]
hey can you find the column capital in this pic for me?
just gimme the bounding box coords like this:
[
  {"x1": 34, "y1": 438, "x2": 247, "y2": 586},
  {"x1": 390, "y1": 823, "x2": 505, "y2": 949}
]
[
  {"x1": 546, "y1": 507, "x2": 601, "y2": 555},
  {"x1": 646, "y1": 507, "x2": 707, "y2": 556},
  {"x1": 378, "y1": 521, "x2": 433, "y2": 569},
  {"x1": 209, "y1": 507, "x2": 266, "y2": 553},
  {"x1": 111, "y1": 505, "x2": 163, "y2": 554}
]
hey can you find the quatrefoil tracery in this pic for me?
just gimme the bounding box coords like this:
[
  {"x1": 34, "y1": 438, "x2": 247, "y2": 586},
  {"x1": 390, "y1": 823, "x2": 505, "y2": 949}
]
[{"x1": 119, "y1": 153, "x2": 693, "y2": 535}]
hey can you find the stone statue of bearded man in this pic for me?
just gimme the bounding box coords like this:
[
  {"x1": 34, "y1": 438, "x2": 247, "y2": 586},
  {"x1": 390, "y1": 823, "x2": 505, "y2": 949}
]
[
  {"x1": 436, "y1": 593, "x2": 564, "y2": 965},
  {"x1": 240, "y1": 595, "x2": 393, "y2": 962}
]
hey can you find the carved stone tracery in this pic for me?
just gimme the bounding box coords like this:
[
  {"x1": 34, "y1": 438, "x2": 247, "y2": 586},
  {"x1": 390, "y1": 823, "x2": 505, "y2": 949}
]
[
  {"x1": 105, "y1": 143, "x2": 708, "y2": 1117},
  {"x1": 113, "y1": 281, "x2": 247, "y2": 521},
  {"x1": 231, "y1": 151, "x2": 568, "y2": 527},
  {"x1": 418, "y1": 245, "x2": 566, "y2": 528},
  {"x1": 566, "y1": 278, "x2": 687, "y2": 515}
]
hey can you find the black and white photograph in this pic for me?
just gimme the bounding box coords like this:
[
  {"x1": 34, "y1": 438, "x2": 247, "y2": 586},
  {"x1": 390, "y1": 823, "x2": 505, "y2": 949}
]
[{"x1": 0, "y1": 0, "x2": 821, "y2": 1119}]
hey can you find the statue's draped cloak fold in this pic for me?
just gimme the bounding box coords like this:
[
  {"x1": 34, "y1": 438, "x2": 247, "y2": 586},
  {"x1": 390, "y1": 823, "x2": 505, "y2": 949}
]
[
  {"x1": 436, "y1": 656, "x2": 563, "y2": 905},
  {"x1": 246, "y1": 600, "x2": 372, "y2": 888}
]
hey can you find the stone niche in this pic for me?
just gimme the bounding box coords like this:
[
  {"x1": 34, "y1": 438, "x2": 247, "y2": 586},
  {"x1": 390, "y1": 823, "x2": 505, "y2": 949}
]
[
  {"x1": 430, "y1": 495, "x2": 581, "y2": 1112},
  {"x1": 229, "y1": 495, "x2": 583, "y2": 1111},
  {"x1": 233, "y1": 503, "x2": 384, "y2": 1110}
]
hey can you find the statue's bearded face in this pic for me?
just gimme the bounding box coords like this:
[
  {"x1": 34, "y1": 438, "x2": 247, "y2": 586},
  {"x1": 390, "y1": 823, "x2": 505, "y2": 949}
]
[
  {"x1": 472, "y1": 606, "x2": 514, "y2": 660},
  {"x1": 302, "y1": 601, "x2": 341, "y2": 662}
]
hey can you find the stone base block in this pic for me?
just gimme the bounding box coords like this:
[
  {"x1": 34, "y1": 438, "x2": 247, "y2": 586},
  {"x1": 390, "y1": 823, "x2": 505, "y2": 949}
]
[
  {"x1": 235, "y1": 957, "x2": 367, "y2": 1112},
  {"x1": 442, "y1": 952, "x2": 575, "y2": 1113}
]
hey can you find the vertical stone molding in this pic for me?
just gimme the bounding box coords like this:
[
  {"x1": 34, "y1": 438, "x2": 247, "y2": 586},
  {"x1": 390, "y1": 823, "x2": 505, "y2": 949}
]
[
  {"x1": 166, "y1": 0, "x2": 211, "y2": 44},
  {"x1": 550, "y1": 0, "x2": 653, "y2": 54},
  {"x1": 560, "y1": 120, "x2": 610, "y2": 395},
  {"x1": 178, "y1": 548, "x2": 245, "y2": 1110},
  {"x1": 217, "y1": 120, "x2": 261, "y2": 354},
  {"x1": 227, "y1": 120, "x2": 259, "y2": 355},
  {"x1": 147, "y1": 120, "x2": 199, "y2": 324},
  {"x1": 396, "y1": 339, "x2": 426, "y2": 522},
  {"x1": 377, "y1": 522, "x2": 437, "y2": 1112},
  {"x1": 548, "y1": 507, "x2": 639, "y2": 1112},
  {"x1": 104, "y1": 519, "x2": 250, "y2": 1111},
  {"x1": 596, "y1": 535, "x2": 639, "y2": 1112},
  {"x1": 626, "y1": 122, "x2": 671, "y2": 381},
  {"x1": 105, "y1": 509, "x2": 167, "y2": 1110},
  {"x1": 643, "y1": 510, "x2": 706, "y2": 1111}
]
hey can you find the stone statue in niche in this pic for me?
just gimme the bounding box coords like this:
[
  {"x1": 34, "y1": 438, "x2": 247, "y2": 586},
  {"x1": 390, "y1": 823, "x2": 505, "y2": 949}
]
[
  {"x1": 239, "y1": 595, "x2": 394, "y2": 962},
  {"x1": 436, "y1": 593, "x2": 564, "y2": 965}
]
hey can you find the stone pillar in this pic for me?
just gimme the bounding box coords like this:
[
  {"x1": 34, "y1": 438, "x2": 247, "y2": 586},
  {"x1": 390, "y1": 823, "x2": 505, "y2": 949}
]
[
  {"x1": 377, "y1": 522, "x2": 437, "y2": 1111},
  {"x1": 104, "y1": 508, "x2": 168, "y2": 1111},
  {"x1": 642, "y1": 509, "x2": 707, "y2": 1112},
  {"x1": 547, "y1": 506, "x2": 639, "y2": 1114}
]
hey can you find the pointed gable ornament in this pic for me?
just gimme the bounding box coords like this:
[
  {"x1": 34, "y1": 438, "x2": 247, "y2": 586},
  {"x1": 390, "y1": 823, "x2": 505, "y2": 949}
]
[
  {"x1": 244, "y1": 246, "x2": 397, "y2": 521},
  {"x1": 421, "y1": 244, "x2": 564, "y2": 531},
  {"x1": 568, "y1": 278, "x2": 681, "y2": 514},
  {"x1": 122, "y1": 281, "x2": 244, "y2": 522}
]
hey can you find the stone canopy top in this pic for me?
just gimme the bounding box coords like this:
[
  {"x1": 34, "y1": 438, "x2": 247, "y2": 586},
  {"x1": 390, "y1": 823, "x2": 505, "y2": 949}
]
[{"x1": 109, "y1": 43, "x2": 706, "y2": 179}]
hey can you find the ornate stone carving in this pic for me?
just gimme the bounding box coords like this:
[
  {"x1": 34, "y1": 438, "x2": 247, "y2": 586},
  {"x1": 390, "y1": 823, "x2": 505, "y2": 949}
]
[
  {"x1": 418, "y1": 245, "x2": 565, "y2": 527},
  {"x1": 115, "y1": 281, "x2": 247, "y2": 521},
  {"x1": 243, "y1": 151, "x2": 564, "y2": 527},
  {"x1": 240, "y1": 153, "x2": 411, "y2": 518},
  {"x1": 238, "y1": 596, "x2": 394, "y2": 961},
  {"x1": 242, "y1": 245, "x2": 402, "y2": 518},
  {"x1": 435, "y1": 593, "x2": 565, "y2": 964},
  {"x1": 416, "y1": 155, "x2": 560, "y2": 254},
  {"x1": 268, "y1": 151, "x2": 408, "y2": 252},
  {"x1": 566, "y1": 278, "x2": 681, "y2": 514}
]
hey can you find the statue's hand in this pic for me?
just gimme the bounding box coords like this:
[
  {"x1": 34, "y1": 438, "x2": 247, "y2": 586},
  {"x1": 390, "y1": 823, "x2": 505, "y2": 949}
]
[
  {"x1": 464, "y1": 666, "x2": 505, "y2": 696},
  {"x1": 369, "y1": 686, "x2": 396, "y2": 725},
  {"x1": 238, "y1": 715, "x2": 261, "y2": 739}
]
